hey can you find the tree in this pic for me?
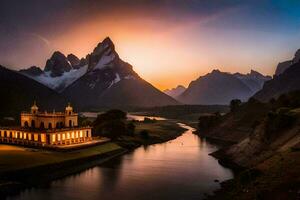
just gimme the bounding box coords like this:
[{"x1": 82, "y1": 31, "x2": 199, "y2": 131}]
[
  {"x1": 127, "y1": 122, "x2": 136, "y2": 136},
  {"x1": 230, "y1": 99, "x2": 242, "y2": 112},
  {"x1": 93, "y1": 110, "x2": 127, "y2": 139}
]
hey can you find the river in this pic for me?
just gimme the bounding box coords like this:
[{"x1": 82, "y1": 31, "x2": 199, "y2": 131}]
[{"x1": 7, "y1": 123, "x2": 233, "y2": 200}]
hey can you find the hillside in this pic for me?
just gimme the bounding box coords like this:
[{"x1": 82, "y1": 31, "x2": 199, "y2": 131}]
[{"x1": 0, "y1": 65, "x2": 65, "y2": 118}]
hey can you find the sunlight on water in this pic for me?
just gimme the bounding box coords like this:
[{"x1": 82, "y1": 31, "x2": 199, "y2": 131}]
[{"x1": 7, "y1": 124, "x2": 233, "y2": 200}]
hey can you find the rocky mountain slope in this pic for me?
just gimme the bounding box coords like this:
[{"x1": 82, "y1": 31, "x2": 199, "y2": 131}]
[
  {"x1": 253, "y1": 60, "x2": 300, "y2": 102},
  {"x1": 20, "y1": 52, "x2": 88, "y2": 92},
  {"x1": 164, "y1": 85, "x2": 186, "y2": 99},
  {"x1": 0, "y1": 65, "x2": 65, "y2": 117},
  {"x1": 275, "y1": 49, "x2": 300, "y2": 76},
  {"x1": 19, "y1": 37, "x2": 178, "y2": 109},
  {"x1": 62, "y1": 37, "x2": 178, "y2": 109},
  {"x1": 201, "y1": 91, "x2": 300, "y2": 199},
  {"x1": 178, "y1": 69, "x2": 269, "y2": 105}
]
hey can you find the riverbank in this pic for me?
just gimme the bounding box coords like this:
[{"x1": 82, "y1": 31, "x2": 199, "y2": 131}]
[
  {"x1": 0, "y1": 119, "x2": 186, "y2": 199},
  {"x1": 116, "y1": 120, "x2": 187, "y2": 149}
]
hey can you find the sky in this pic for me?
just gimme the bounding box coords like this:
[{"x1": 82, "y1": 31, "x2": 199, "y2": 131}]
[{"x1": 0, "y1": 0, "x2": 300, "y2": 90}]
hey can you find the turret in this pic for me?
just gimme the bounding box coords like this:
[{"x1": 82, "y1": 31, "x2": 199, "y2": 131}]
[
  {"x1": 31, "y1": 101, "x2": 39, "y2": 114},
  {"x1": 65, "y1": 103, "x2": 73, "y2": 115}
]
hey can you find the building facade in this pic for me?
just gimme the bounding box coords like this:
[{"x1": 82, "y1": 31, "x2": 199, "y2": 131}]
[{"x1": 0, "y1": 103, "x2": 92, "y2": 146}]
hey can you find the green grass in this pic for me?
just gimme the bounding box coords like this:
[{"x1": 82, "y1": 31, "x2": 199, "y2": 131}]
[
  {"x1": 117, "y1": 120, "x2": 186, "y2": 148},
  {"x1": 0, "y1": 143, "x2": 122, "y2": 173}
]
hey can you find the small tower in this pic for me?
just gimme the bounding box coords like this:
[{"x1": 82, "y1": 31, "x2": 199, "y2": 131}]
[
  {"x1": 65, "y1": 102, "x2": 73, "y2": 115},
  {"x1": 31, "y1": 101, "x2": 39, "y2": 114}
]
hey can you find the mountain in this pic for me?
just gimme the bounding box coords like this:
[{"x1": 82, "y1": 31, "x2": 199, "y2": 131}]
[
  {"x1": 275, "y1": 49, "x2": 300, "y2": 76},
  {"x1": 0, "y1": 65, "x2": 65, "y2": 117},
  {"x1": 63, "y1": 37, "x2": 178, "y2": 109},
  {"x1": 20, "y1": 52, "x2": 88, "y2": 93},
  {"x1": 233, "y1": 70, "x2": 271, "y2": 93},
  {"x1": 253, "y1": 60, "x2": 300, "y2": 101},
  {"x1": 164, "y1": 85, "x2": 186, "y2": 98},
  {"x1": 178, "y1": 69, "x2": 269, "y2": 105}
]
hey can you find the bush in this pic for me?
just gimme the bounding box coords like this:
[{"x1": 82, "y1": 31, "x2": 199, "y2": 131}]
[
  {"x1": 230, "y1": 99, "x2": 242, "y2": 112},
  {"x1": 127, "y1": 122, "x2": 136, "y2": 136},
  {"x1": 140, "y1": 130, "x2": 149, "y2": 139},
  {"x1": 265, "y1": 108, "x2": 296, "y2": 140},
  {"x1": 198, "y1": 112, "x2": 221, "y2": 131}
]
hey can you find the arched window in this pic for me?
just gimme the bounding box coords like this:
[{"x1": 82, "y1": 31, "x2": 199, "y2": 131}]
[
  {"x1": 56, "y1": 122, "x2": 60, "y2": 129},
  {"x1": 60, "y1": 122, "x2": 64, "y2": 128},
  {"x1": 69, "y1": 120, "x2": 72, "y2": 127},
  {"x1": 31, "y1": 120, "x2": 35, "y2": 128},
  {"x1": 24, "y1": 121, "x2": 29, "y2": 128},
  {"x1": 40, "y1": 122, "x2": 45, "y2": 129},
  {"x1": 48, "y1": 123, "x2": 52, "y2": 129}
]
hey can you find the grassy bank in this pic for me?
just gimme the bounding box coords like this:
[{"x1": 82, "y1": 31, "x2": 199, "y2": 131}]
[
  {"x1": 0, "y1": 143, "x2": 122, "y2": 174},
  {"x1": 116, "y1": 120, "x2": 187, "y2": 148},
  {"x1": 0, "y1": 119, "x2": 187, "y2": 197}
]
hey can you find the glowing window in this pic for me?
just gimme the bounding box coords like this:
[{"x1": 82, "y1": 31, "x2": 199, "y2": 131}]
[
  {"x1": 0, "y1": 131, "x2": 3, "y2": 137},
  {"x1": 28, "y1": 133, "x2": 32, "y2": 140},
  {"x1": 41, "y1": 134, "x2": 46, "y2": 143},
  {"x1": 71, "y1": 132, "x2": 75, "y2": 139},
  {"x1": 67, "y1": 132, "x2": 70, "y2": 139},
  {"x1": 34, "y1": 134, "x2": 38, "y2": 141},
  {"x1": 23, "y1": 133, "x2": 27, "y2": 140},
  {"x1": 52, "y1": 134, "x2": 56, "y2": 143},
  {"x1": 57, "y1": 134, "x2": 61, "y2": 141},
  {"x1": 62, "y1": 133, "x2": 66, "y2": 140},
  {"x1": 80, "y1": 131, "x2": 83, "y2": 138}
]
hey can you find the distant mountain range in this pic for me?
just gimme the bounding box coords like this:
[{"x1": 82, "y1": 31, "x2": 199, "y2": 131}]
[
  {"x1": 12, "y1": 37, "x2": 178, "y2": 110},
  {"x1": 175, "y1": 69, "x2": 271, "y2": 105},
  {"x1": 2, "y1": 37, "x2": 300, "y2": 114},
  {"x1": 163, "y1": 85, "x2": 186, "y2": 99}
]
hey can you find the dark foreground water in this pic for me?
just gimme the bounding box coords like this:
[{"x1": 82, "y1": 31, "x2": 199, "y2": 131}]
[{"x1": 7, "y1": 123, "x2": 233, "y2": 200}]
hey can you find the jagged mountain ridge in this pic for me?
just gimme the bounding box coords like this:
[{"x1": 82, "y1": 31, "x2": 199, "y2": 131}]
[
  {"x1": 275, "y1": 49, "x2": 300, "y2": 76},
  {"x1": 253, "y1": 60, "x2": 300, "y2": 101},
  {"x1": 19, "y1": 37, "x2": 178, "y2": 109},
  {"x1": 62, "y1": 37, "x2": 178, "y2": 109},
  {"x1": 178, "y1": 69, "x2": 270, "y2": 105},
  {"x1": 164, "y1": 85, "x2": 186, "y2": 98}
]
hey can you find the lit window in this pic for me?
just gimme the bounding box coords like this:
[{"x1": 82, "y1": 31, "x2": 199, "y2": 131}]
[
  {"x1": 41, "y1": 134, "x2": 46, "y2": 143},
  {"x1": 52, "y1": 134, "x2": 56, "y2": 142},
  {"x1": 67, "y1": 132, "x2": 70, "y2": 139},
  {"x1": 80, "y1": 131, "x2": 83, "y2": 138},
  {"x1": 34, "y1": 134, "x2": 38, "y2": 141},
  {"x1": 71, "y1": 132, "x2": 75, "y2": 139},
  {"x1": 57, "y1": 134, "x2": 61, "y2": 141},
  {"x1": 23, "y1": 133, "x2": 27, "y2": 140},
  {"x1": 62, "y1": 133, "x2": 66, "y2": 140},
  {"x1": 28, "y1": 133, "x2": 32, "y2": 140}
]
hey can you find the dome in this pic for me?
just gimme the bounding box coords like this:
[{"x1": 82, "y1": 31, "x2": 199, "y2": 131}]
[
  {"x1": 65, "y1": 103, "x2": 73, "y2": 111},
  {"x1": 31, "y1": 101, "x2": 38, "y2": 110}
]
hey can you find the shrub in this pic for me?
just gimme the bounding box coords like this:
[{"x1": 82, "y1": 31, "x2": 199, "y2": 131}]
[{"x1": 140, "y1": 130, "x2": 149, "y2": 139}]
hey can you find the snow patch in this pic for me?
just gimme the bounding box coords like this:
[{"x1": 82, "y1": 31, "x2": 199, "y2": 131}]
[
  {"x1": 94, "y1": 51, "x2": 115, "y2": 70},
  {"x1": 108, "y1": 73, "x2": 121, "y2": 89},
  {"x1": 27, "y1": 65, "x2": 88, "y2": 92}
]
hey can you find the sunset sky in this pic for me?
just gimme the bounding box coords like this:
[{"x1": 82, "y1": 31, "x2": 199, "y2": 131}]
[{"x1": 1, "y1": 0, "x2": 300, "y2": 90}]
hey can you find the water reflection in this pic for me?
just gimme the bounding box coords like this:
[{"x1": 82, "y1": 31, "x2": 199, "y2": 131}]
[{"x1": 7, "y1": 123, "x2": 233, "y2": 200}]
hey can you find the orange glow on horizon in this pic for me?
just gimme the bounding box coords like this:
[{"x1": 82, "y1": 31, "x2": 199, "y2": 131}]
[{"x1": 43, "y1": 13, "x2": 277, "y2": 91}]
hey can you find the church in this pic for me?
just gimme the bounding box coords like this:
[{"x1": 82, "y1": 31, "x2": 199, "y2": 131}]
[{"x1": 0, "y1": 102, "x2": 92, "y2": 146}]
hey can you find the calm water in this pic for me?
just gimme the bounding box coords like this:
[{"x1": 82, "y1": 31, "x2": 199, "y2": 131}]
[
  {"x1": 81, "y1": 112, "x2": 166, "y2": 121},
  {"x1": 7, "y1": 123, "x2": 233, "y2": 200}
]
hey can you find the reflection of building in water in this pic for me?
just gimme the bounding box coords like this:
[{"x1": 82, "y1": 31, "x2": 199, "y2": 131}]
[{"x1": 0, "y1": 102, "x2": 92, "y2": 146}]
